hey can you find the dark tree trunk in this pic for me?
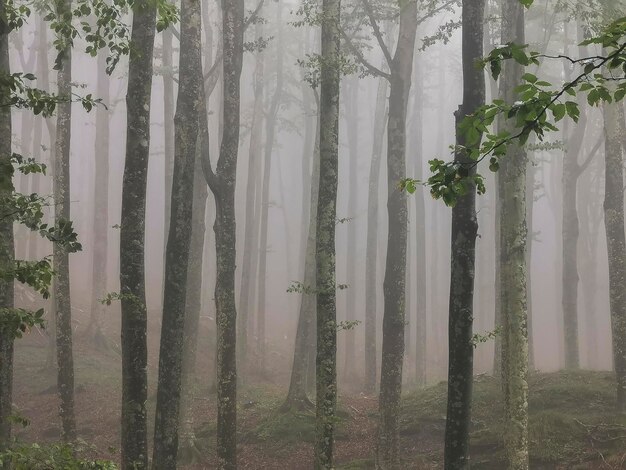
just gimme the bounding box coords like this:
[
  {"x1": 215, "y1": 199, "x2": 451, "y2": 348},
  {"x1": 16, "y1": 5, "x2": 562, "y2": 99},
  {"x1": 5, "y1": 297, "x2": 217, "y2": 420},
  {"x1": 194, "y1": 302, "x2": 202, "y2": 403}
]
[
  {"x1": 53, "y1": 0, "x2": 76, "y2": 443},
  {"x1": 376, "y1": 1, "x2": 417, "y2": 466},
  {"x1": 364, "y1": 76, "x2": 387, "y2": 395},
  {"x1": 163, "y1": 26, "x2": 175, "y2": 244},
  {"x1": 152, "y1": 0, "x2": 203, "y2": 467},
  {"x1": 119, "y1": 2, "x2": 157, "y2": 468},
  {"x1": 0, "y1": 5, "x2": 15, "y2": 452},
  {"x1": 314, "y1": 0, "x2": 341, "y2": 464},
  {"x1": 201, "y1": 0, "x2": 244, "y2": 464},
  {"x1": 443, "y1": 1, "x2": 485, "y2": 468}
]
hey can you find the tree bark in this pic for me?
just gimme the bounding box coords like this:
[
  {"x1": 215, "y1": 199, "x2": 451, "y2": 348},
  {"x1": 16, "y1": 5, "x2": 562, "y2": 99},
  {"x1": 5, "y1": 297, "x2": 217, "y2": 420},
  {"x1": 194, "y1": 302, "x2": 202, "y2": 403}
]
[
  {"x1": 202, "y1": 0, "x2": 244, "y2": 464},
  {"x1": 376, "y1": 1, "x2": 417, "y2": 466},
  {"x1": 443, "y1": 1, "x2": 485, "y2": 468},
  {"x1": 53, "y1": 0, "x2": 76, "y2": 443},
  {"x1": 314, "y1": 0, "x2": 341, "y2": 464},
  {"x1": 602, "y1": 91, "x2": 626, "y2": 411},
  {"x1": 152, "y1": 0, "x2": 202, "y2": 467},
  {"x1": 0, "y1": 4, "x2": 15, "y2": 452},
  {"x1": 119, "y1": 2, "x2": 157, "y2": 468},
  {"x1": 499, "y1": 1, "x2": 529, "y2": 467}
]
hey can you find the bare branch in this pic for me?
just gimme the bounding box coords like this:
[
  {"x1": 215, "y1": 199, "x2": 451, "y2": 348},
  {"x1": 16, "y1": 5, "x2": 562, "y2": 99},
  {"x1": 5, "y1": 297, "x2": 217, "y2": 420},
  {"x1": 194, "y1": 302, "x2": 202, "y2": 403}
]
[
  {"x1": 340, "y1": 27, "x2": 391, "y2": 80},
  {"x1": 360, "y1": 0, "x2": 393, "y2": 68}
]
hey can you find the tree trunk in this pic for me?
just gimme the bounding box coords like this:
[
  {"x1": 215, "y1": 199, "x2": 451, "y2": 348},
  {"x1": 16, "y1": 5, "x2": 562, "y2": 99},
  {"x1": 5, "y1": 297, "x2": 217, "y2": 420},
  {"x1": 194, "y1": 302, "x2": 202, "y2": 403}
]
[
  {"x1": 314, "y1": 0, "x2": 341, "y2": 464},
  {"x1": 602, "y1": 93, "x2": 626, "y2": 411},
  {"x1": 237, "y1": 17, "x2": 264, "y2": 380},
  {"x1": 343, "y1": 76, "x2": 359, "y2": 385},
  {"x1": 443, "y1": 2, "x2": 485, "y2": 468},
  {"x1": 256, "y1": 0, "x2": 284, "y2": 373},
  {"x1": 376, "y1": 1, "x2": 417, "y2": 466},
  {"x1": 283, "y1": 92, "x2": 319, "y2": 411},
  {"x1": 89, "y1": 53, "x2": 110, "y2": 345},
  {"x1": 53, "y1": 0, "x2": 76, "y2": 443},
  {"x1": 0, "y1": 5, "x2": 15, "y2": 452},
  {"x1": 499, "y1": 1, "x2": 529, "y2": 467},
  {"x1": 119, "y1": 2, "x2": 157, "y2": 468},
  {"x1": 202, "y1": 0, "x2": 244, "y2": 464},
  {"x1": 152, "y1": 0, "x2": 202, "y2": 467},
  {"x1": 163, "y1": 26, "x2": 175, "y2": 244},
  {"x1": 364, "y1": 76, "x2": 387, "y2": 395},
  {"x1": 410, "y1": 59, "x2": 426, "y2": 387}
]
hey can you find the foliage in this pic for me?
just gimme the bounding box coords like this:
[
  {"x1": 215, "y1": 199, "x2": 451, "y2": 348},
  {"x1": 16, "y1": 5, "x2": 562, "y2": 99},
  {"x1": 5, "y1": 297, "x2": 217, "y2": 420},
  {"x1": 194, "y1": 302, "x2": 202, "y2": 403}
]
[
  {"x1": 0, "y1": 442, "x2": 117, "y2": 469},
  {"x1": 402, "y1": 6, "x2": 626, "y2": 206}
]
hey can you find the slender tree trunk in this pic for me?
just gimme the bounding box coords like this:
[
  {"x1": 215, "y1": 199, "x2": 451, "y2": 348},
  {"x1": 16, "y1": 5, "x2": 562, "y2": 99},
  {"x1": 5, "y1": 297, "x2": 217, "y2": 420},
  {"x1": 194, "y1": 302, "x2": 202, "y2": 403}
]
[
  {"x1": 152, "y1": 0, "x2": 202, "y2": 467},
  {"x1": 89, "y1": 53, "x2": 111, "y2": 344},
  {"x1": 526, "y1": 156, "x2": 535, "y2": 371},
  {"x1": 119, "y1": 3, "x2": 157, "y2": 468},
  {"x1": 256, "y1": 0, "x2": 284, "y2": 373},
  {"x1": 343, "y1": 76, "x2": 359, "y2": 384},
  {"x1": 602, "y1": 93, "x2": 626, "y2": 411},
  {"x1": 53, "y1": 0, "x2": 76, "y2": 443},
  {"x1": 283, "y1": 100, "x2": 320, "y2": 411},
  {"x1": 163, "y1": 26, "x2": 175, "y2": 242},
  {"x1": 364, "y1": 76, "x2": 387, "y2": 394},
  {"x1": 376, "y1": 1, "x2": 417, "y2": 466},
  {"x1": 561, "y1": 28, "x2": 588, "y2": 370},
  {"x1": 202, "y1": 0, "x2": 244, "y2": 463},
  {"x1": 0, "y1": 5, "x2": 15, "y2": 453},
  {"x1": 499, "y1": 2, "x2": 529, "y2": 467},
  {"x1": 410, "y1": 59, "x2": 426, "y2": 387},
  {"x1": 314, "y1": 0, "x2": 341, "y2": 463},
  {"x1": 238, "y1": 17, "x2": 264, "y2": 379},
  {"x1": 443, "y1": 1, "x2": 485, "y2": 468}
]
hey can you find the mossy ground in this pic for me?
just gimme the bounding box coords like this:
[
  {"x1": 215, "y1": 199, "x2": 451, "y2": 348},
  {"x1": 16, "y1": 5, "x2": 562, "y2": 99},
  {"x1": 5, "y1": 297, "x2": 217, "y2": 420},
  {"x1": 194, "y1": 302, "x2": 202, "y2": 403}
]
[{"x1": 399, "y1": 370, "x2": 626, "y2": 468}]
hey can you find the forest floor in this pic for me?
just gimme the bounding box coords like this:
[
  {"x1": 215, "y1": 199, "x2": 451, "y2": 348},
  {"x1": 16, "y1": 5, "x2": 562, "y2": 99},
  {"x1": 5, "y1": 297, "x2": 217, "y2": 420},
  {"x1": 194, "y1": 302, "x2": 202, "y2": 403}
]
[{"x1": 10, "y1": 334, "x2": 626, "y2": 469}]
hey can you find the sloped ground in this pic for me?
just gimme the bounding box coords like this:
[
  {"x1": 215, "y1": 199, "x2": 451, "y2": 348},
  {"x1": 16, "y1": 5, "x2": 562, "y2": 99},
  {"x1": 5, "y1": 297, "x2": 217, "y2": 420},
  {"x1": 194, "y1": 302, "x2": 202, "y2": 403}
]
[{"x1": 10, "y1": 337, "x2": 626, "y2": 469}]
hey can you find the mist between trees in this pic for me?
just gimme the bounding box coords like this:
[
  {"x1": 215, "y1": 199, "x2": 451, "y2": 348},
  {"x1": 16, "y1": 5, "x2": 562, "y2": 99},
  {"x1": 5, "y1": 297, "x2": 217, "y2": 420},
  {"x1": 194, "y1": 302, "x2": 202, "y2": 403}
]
[{"x1": 1, "y1": 0, "x2": 626, "y2": 469}]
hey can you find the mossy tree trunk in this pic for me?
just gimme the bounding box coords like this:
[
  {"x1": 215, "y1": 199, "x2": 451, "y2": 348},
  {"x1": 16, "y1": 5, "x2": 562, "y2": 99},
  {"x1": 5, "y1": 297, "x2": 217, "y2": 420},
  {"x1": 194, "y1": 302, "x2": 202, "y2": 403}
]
[
  {"x1": 53, "y1": 0, "x2": 76, "y2": 443},
  {"x1": 314, "y1": 0, "x2": 341, "y2": 463},
  {"x1": 443, "y1": 1, "x2": 485, "y2": 468},
  {"x1": 602, "y1": 90, "x2": 626, "y2": 412},
  {"x1": 0, "y1": 4, "x2": 15, "y2": 453},
  {"x1": 152, "y1": 0, "x2": 203, "y2": 467},
  {"x1": 364, "y1": 75, "x2": 387, "y2": 395},
  {"x1": 499, "y1": 1, "x2": 529, "y2": 467},
  {"x1": 376, "y1": 1, "x2": 418, "y2": 467},
  {"x1": 202, "y1": 0, "x2": 244, "y2": 464},
  {"x1": 119, "y1": 2, "x2": 157, "y2": 468}
]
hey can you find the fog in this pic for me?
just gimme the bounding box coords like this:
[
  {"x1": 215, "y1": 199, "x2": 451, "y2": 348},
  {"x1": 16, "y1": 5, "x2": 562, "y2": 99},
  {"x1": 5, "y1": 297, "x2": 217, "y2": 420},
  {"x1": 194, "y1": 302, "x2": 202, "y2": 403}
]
[{"x1": 2, "y1": 0, "x2": 626, "y2": 468}]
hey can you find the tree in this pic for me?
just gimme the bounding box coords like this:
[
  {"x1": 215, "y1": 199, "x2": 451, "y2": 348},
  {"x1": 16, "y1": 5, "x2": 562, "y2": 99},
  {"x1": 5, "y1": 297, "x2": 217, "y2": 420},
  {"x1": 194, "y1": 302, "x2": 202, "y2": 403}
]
[
  {"x1": 314, "y1": 0, "x2": 341, "y2": 465},
  {"x1": 602, "y1": 79, "x2": 626, "y2": 411},
  {"x1": 364, "y1": 74, "x2": 387, "y2": 394},
  {"x1": 0, "y1": 2, "x2": 14, "y2": 453},
  {"x1": 443, "y1": 0, "x2": 486, "y2": 468},
  {"x1": 201, "y1": 0, "x2": 245, "y2": 465},
  {"x1": 152, "y1": 0, "x2": 202, "y2": 466},
  {"x1": 119, "y1": 1, "x2": 157, "y2": 467},
  {"x1": 52, "y1": 0, "x2": 77, "y2": 443}
]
